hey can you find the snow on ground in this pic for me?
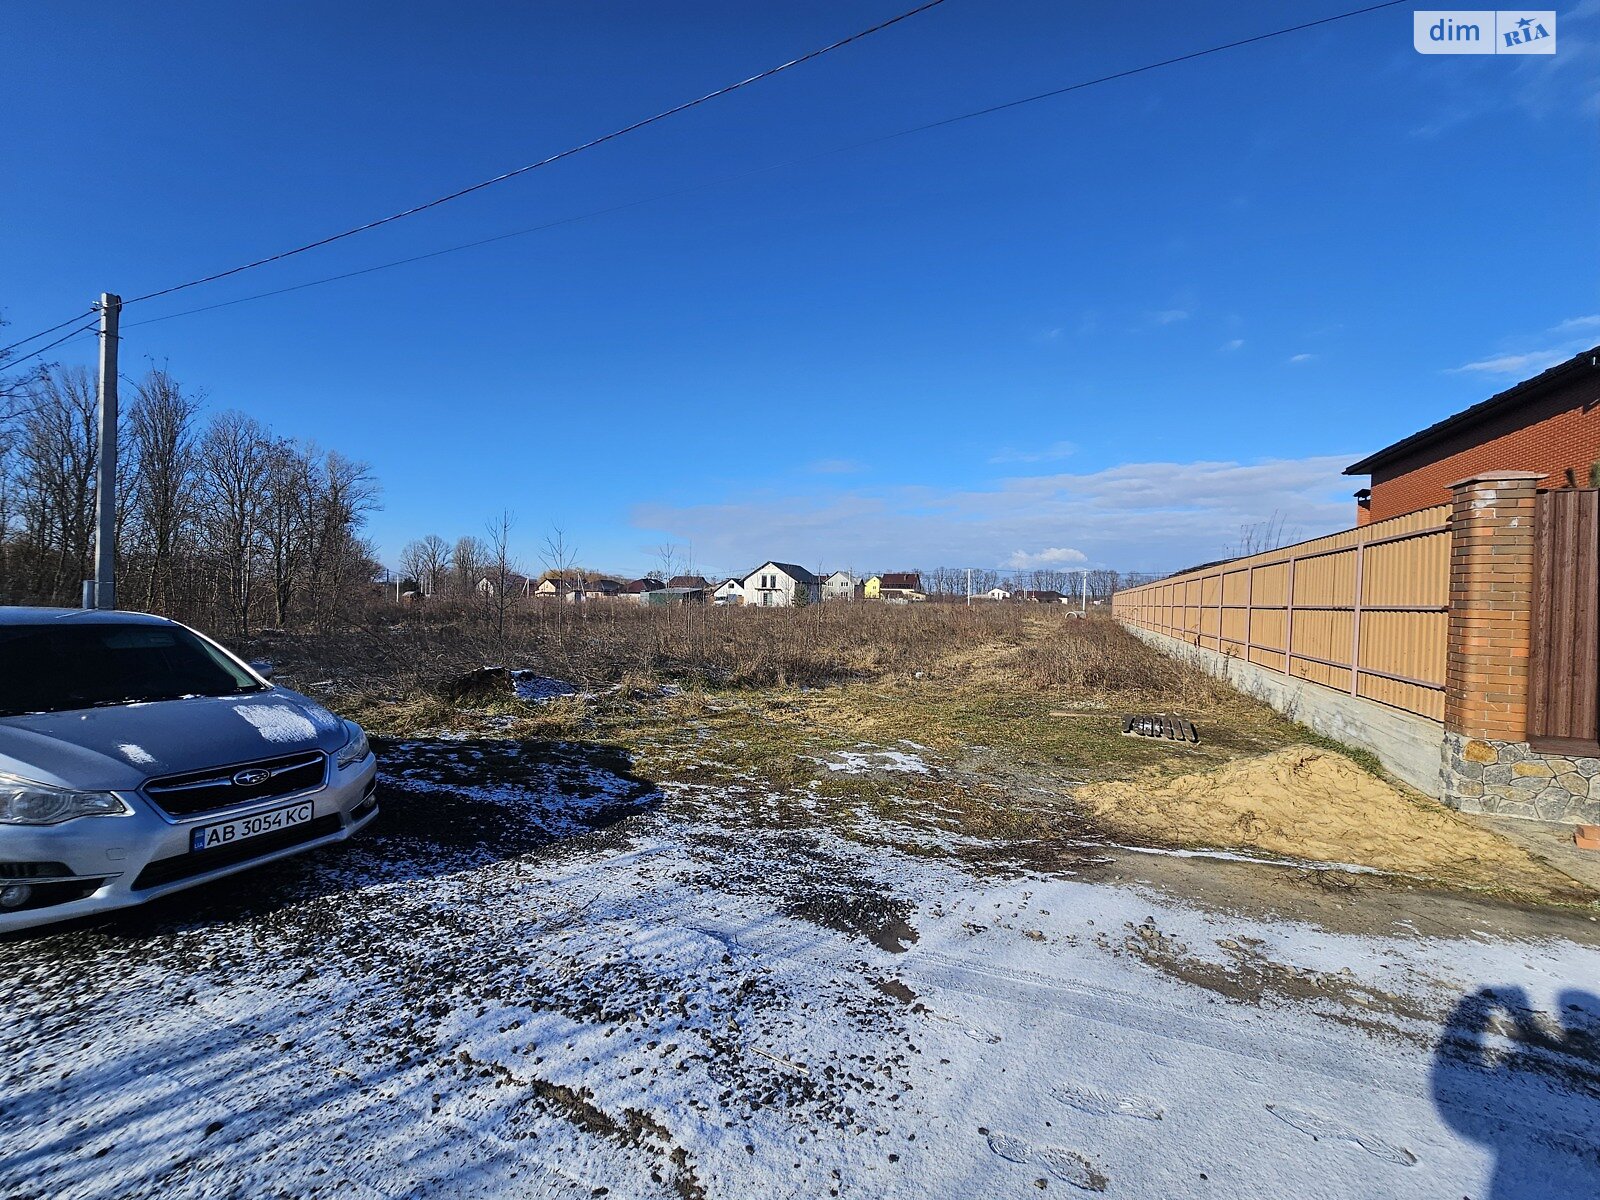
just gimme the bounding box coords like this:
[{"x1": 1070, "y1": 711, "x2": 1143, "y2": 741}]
[
  {"x1": 811, "y1": 747, "x2": 933, "y2": 775},
  {"x1": 1, "y1": 736, "x2": 1597, "y2": 1200},
  {"x1": 511, "y1": 671, "x2": 583, "y2": 703}
]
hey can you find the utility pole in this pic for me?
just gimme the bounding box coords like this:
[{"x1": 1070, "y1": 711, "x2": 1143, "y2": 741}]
[
  {"x1": 86, "y1": 293, "x2": 121, "y2": 610},
  {"x1": 966, "y1": 568, "x2": 972, "y2": 607},
  {"x1": 1081, "y1": 568, "x2": 1089, "y2": 615}
]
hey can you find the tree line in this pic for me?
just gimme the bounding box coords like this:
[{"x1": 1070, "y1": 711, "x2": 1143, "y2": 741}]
[
  {"x1": 918, "y1": 567, "x2": 1147, "y2": 601},
  {"x1": 0, "y1": 361, "x2": 381, "y2": 634}
]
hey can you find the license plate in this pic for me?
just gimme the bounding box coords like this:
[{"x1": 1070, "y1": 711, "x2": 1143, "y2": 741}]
[{"x1": 190, "y1": 801, "x2": 314, "y2": 852}]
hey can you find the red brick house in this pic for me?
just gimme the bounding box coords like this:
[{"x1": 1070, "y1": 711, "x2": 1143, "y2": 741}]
[{"x1": 1344, "y1": 345, "x2": 1600, "y2": 523}]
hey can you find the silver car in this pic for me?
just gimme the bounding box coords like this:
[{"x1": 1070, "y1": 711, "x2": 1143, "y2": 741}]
[{"x1": 0, "y1": 607, "x2": 378, "y2": 933}]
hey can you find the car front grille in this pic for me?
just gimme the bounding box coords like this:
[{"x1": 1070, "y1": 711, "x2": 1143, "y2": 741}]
[
  {"x1": 0, "y1": 861, "x2": 72, "y2": 880},
  {"x1": 142, "y1": 750, "x2": 327, "y2": 818},
  {"x1": 131, "y1": 814, "x2": 342, "y2": 890}
]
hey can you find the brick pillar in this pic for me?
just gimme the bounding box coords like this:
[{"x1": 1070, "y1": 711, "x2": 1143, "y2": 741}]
[{"x1": 1444, "y1": 471, "x2": 1543, "y2": 741}]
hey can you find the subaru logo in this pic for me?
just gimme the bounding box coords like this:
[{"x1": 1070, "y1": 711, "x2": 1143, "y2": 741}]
[{"x1": 233, "y1": 768, "x2": 271, "y2": 787}]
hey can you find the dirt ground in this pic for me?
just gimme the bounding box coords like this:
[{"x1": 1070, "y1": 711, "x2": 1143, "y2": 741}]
[
  {"x1": 1074, "y1": 746, "x2": 1592, "y2": 902},
  {"x1": 4, "y1": 610, "x2": 1573, "y2": 1197},
  {"x1": 5, "y1": 713, "x2": 1598, "y2": 1200}
]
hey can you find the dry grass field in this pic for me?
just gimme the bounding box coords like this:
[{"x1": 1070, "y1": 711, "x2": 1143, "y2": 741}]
[{"x1": 247, "y1": 602, "x2": 1594, "y2": 906}]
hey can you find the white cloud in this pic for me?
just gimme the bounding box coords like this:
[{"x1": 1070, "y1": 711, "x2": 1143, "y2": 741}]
[
  {"x1": 632, "y1": 455, "x2": 1355, "y2": 576},
  {"x1": 988, "y1": 440, "x2": 1077, "y2": 465},
  {"x1": 1287, "y1": 353, "x2": 1317, "y2": 364},
  {"x1": 1220, "y1": 339, "x2": 1245, "y2": 353},
  {"x1": 1448, "y1": 314, "x2": 1600, "y2": 376},
  {"x1": 807, "y1": 458, "x2": 864, "y2": 475},
  {"x1": 1005, "y1": 547, "x2": 1087, "y2": 569},
  {"x1": 1449, "y1": 350, "x2": 1569, "y2": 376},
  {"x1": 1554, "y1": 314, "x2": 1600, "y2": 334}
]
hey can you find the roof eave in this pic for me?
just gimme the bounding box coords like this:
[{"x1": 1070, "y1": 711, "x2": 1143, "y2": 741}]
[{"x1": 1344, "y1": 347, "x2": 1599, "y2": 477}]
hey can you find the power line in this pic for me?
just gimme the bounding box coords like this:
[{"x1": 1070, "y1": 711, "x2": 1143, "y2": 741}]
[
  {"x1": 17, "y1": 0, "x2": 1406, "y2": 341},
  {"x1": 0, "y1": 308, "x2": 98, "y2": 357},
  {"x1": 0, "y1": 323, "x2": 98, "y2": 372},
  {"x1": 121, "y1": 0, "x2": 952, "y2": 307},
  {"x1": 122, "y1": 0, "x2": 1409, "y2": 332},
  {"x1": 875, "y1": 0, "x2": 1409, "y2": 139},
  {"x1": 124, "y1": 195, "x2": 693, "y2": 329}
]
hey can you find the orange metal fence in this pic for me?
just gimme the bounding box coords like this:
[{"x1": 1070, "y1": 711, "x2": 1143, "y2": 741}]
[{"x1": 1112, "y1": 505, "x2": 1451, "y2": 721}]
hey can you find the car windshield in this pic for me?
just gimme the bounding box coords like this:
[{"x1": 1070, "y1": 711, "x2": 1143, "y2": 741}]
[{"x1": 0, "y1": 622, "x2": 265, "y2": 717}]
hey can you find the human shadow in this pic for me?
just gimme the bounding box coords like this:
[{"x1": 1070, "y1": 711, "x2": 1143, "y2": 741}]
[
  {"x1": 16, "y1": 737, "x2": 660, "y2": 942},
  {"x1": 1429, "y1": 985, "x2": 1600, "y2": 1199}
]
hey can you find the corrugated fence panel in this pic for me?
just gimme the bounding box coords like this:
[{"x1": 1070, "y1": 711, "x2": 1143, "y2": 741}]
[{"x1": 1112, "y1": 505, "x2": 1451, "y2": 723}]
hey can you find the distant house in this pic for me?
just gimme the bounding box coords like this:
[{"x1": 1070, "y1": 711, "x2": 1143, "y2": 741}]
[
  {"x1": 985, "y1": 587, "x2": 1012, "y2": 601},
  {"x1": 742, "y1": 562, "x2": 821, "y2": 607},
  {"x1": 821, "y1": 570, "x2": 854, "y2": 602},
  {"x1": 623, "y1": 577, "x2": 666, "y2": 599},
  {"x1": 644, "y1": 585, "x2": 706, "y2": 607},
  {"x1": 713, "y1": 578, "x2": 745, "y2": 605},
  {"x1": 534, "y1": 575, "x2": 619, "y2": 603},
  {"x1": 868, "y1": 571, "x2": 924, "y2": 602},
  {"x1": 667, "y1": 575, "x2": 711, "y2": 591},
  {"x1": 478, "y1": 572, "x2": 532, "y2": 597},
  {"x1": 1024, "y1": 590, "x2": 1065, "y2": 604}
]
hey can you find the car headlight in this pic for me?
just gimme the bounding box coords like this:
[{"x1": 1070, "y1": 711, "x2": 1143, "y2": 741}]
[
  {"x1": 0, "y1": 773, "x2": 130, "y2": 825},
  {"x1": 335, "y1": 722, "x2": 371, "y2": 770}
]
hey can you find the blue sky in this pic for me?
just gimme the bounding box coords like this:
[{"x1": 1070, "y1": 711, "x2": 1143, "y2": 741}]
[{"x1": 5, "y1": 1, "x2": 1597, "y2": 579}]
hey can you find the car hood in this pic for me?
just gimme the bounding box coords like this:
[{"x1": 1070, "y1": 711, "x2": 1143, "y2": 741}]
[{"x1": 0, "y1": 689, "x2": 349, "y2": 791}]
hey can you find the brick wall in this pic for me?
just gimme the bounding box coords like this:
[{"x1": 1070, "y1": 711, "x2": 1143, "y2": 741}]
[
  {"x1": 1443, "y1": 473, "x2": 1539, "y2": 742},
  {"x1": 1368, "y1": 371, "x2": 1600, "y2": 522}
]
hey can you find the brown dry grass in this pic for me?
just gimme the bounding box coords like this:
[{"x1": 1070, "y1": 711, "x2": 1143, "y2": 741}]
[
  {"x1": 260, "y1": 603, "x2": 1594, "y2": 906},
  {"x1": 248, "y1": 600, "x2": 1042, "y2": 697}
]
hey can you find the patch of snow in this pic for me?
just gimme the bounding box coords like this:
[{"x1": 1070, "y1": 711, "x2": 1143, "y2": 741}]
[
  {"x1": 1111, "y1": 843, "x2": 1392, "y2": 876},
  {"x1": 235, "y1": 703, "x2": 319, "y2": 744},
  {"x1": 813, "y1": 749, "x2": 932, "y2": 775},
  {"x1": 510, "y1": 671, "x2": 581, "y2": 702},
  {"x1": 116, "y1": 743, "x2": 156, "y2": 766},
  {"x1": 4, "y1": 743, "x2": 1599, "y2": 1200}
]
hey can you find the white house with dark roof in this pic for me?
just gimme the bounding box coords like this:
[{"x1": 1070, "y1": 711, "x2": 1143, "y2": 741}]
[{"x1": 741, "y1": 562, "x2": 821, "y2": 607}]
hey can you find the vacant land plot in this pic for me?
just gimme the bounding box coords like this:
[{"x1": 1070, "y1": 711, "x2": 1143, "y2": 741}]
[
  {"x1": 276, "y1": 605, "x2": 1592, "y2": 903},
  {"x1": 5, "y1": 608, "x2": 1597, "y2": 1199}
]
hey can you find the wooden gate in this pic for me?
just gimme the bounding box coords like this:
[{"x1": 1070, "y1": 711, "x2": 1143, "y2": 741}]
[{"x1": 1528, "y1": 489, "x2": 1600, "y2": 754}]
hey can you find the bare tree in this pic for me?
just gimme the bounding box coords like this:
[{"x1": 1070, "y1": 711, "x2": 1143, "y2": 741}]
[
  {"x1": 654, "y1": 541, "x2": 683, "y2": 585},
  {"x1": 541, "y1": 527, "x2": 578, "y2": 635},
  {"x1": 1229, "y1": 510, "x2": 1295, "y2": 559},
  {"x1": 300, "y1": 449, "x2": 380, "y2": 627},
  {"x1": 400, "y1": 534, "x2": 452, "y2": 598},
  {"x1": 452, "y1": 535, "x2": 488, "y2": 597},
  {"x1": 1086, "y1": 568, "x2": 1121, "y2": 604},
  {"x1": 126, "y1": 368, "x2": 202, "y2": 612},
  {"x1": 197, "y1": 411, "x2": 271, "y2": 635},
  {"x1": 484, "y1": 510, "x2": 520, "y2": 639},
  {"x1": 13, "y1": 367, "x2": 97, "y2": 603}
]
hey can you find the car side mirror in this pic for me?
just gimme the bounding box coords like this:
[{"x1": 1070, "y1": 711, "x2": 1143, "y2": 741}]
[{"x1": 249, "y1": 660, "x2": 277, "y2": 682}]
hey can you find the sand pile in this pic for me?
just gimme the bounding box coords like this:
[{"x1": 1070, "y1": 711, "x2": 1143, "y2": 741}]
[{"x1": 1076, "y1": 746, "x2": 1590, "y2": 899}]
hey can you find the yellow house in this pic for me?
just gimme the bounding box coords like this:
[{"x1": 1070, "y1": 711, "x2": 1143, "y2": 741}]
[{"x1": 863, "y1": 576, "x2": 882, "y2": 599}]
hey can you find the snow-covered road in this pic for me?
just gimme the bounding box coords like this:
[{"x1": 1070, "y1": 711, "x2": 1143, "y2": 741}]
[{"x1": 2, "y1": 736, "x2": 1596, "y2": 1199}]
